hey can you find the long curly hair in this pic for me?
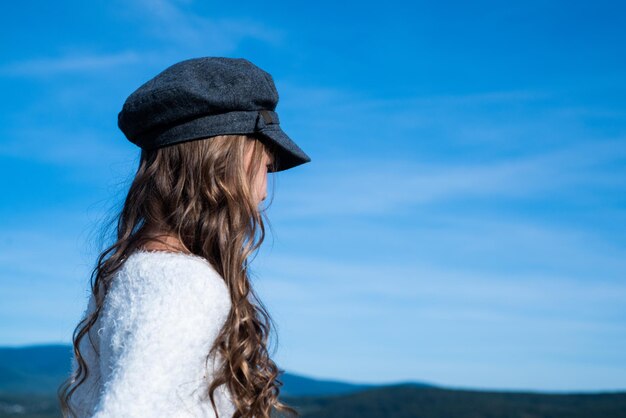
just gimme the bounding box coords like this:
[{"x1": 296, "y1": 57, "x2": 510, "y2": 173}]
[{"x1": 57, "y1": 134, "x2": 299, "y2": 418}]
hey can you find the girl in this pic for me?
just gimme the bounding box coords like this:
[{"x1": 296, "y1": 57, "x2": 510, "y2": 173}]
[{"x1": 57, "y1": 57, "x2": 312, "y2": 418}]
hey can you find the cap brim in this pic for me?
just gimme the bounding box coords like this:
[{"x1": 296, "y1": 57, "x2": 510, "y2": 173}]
[{"x1": 256, "y1": 125, "x2": 311, "y2": 173}]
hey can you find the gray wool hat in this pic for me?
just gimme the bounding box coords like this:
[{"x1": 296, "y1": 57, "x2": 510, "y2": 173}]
[{"x1": 117, "y1": 57, "x2": 311, "y2": 172}]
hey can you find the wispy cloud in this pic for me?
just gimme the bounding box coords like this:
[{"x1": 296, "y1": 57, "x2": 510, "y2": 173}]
[
  {"x1": 0, "y1": 1, "x2": 286, "y2": 79},
  {"x1": 0, "y1": 126, "x2": 135, "y2": 178},
  {"x1": 274, "y1": 137, "x2": 626, "y2": 217},
  {"x1": 278, "y1": 82, "x2": 554, "y2": 113},
  {"x1": 277, "y1": 82, "x2": 626, "y2": 157},
  {"x1": 259, "y1": 251, "x2": 626, "y2": 321},
  {"x1": 255, "y1": 251, "x2": 626, "y2": 388},
  {"x1": 117, "y1": 0, "x2": 285, "y2": 52},
  {"x1": 0, "y1": 51, "x2": 144, "y2": 77}
]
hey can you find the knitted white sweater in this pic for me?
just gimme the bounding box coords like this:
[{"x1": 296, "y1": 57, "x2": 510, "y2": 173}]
[{"x1": 67, "y1": 250, "x2": 236, "y2": 417}]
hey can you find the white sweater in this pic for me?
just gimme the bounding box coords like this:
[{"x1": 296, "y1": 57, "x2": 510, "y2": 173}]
[{"x1": 67, "y1": 250, "x2": 236, "y2": 418}]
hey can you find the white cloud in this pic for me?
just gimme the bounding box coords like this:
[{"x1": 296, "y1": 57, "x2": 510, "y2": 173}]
[
  {"x1": 0, "y1": 51, "x2": 144, "y2": 77},
  {"x1": 272, "y1": 137, "x2": 626, "y2": 217},
  {"x1": 258, "y1": 252, "x2": 626, "y2": 312},
  {"x1": 254, "y1": 251, "x2": 626, "y2": 389},
  {"x1": 118, "y1": 0, "x2": 285, "y2": 51},
  {"x1": 0, "y1": 125, "x2": 139, "y2": 187}
]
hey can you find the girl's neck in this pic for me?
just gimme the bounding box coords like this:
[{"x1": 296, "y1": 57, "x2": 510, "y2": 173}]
[{"x1": 139, "y1": 230, "x2": 187, "y2": 253}]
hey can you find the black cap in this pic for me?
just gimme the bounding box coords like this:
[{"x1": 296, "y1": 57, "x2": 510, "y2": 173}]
[{"x1": 117, "y1": 57, "x2": 311, "y2": 172}]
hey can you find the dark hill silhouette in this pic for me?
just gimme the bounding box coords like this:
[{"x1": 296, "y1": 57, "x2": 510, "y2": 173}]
[
  {"x1": 1, "y1": 344, "x2": 625, "y2": 418},
  {"x1": 0, "y1": 344, "x2": 72, "y2": 394},
  {"x1": 281, "y1": 384, "x2": 626, "y2": 418}
]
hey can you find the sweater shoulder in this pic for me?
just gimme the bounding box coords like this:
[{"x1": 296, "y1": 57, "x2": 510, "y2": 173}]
[
  {"x1": 77, "y1": 250, "x2": 236, "y2": 417},
  {"x1": 104, "y1": 250, "x2": 232, "y2": 321}
]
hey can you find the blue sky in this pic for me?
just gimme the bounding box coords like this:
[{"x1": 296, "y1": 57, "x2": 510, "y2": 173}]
[{"x1": 1, "y1": 0, "x2": 625, "y2": 392}]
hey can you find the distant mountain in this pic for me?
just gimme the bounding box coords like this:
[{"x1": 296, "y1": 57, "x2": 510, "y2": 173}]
[
  {"x1": 281, "y1": 384, "x2": 626, "y2": 418},
  {"x1": 279, "y1": 372, "x2": 435, "y2": 398},
  {"x1": 0, "y1": 344, "x2": 433, "y2": 397},
  {"x1": 2, "y1": 344, "x2": 625, "y2": 418},
  {"x1": 2, "y1": 383, "x2": 626, "y2": 418},
  {"x1": 0, "y1": 344, "x2": 72, "y2": 394}
]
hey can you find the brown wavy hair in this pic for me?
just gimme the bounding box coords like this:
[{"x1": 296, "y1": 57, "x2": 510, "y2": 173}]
[{"x1": 57, "y1": 134, "x2": 299, "y2": 418}]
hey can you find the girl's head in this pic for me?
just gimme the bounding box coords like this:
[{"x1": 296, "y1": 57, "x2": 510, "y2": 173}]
[
  {"x1": 58, "y1": 138, "x2": 299, "y2": 418},
  {"x1": 132, "y1": 132, "x2": 279, "y2": 243}
]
